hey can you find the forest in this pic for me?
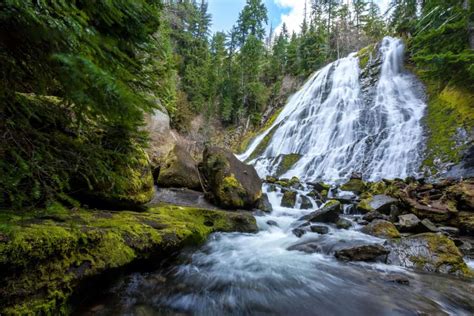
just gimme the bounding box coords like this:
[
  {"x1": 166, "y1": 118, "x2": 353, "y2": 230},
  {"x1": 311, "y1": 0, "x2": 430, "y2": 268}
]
[{"x1": 0, "y1": 0, "x2": 473, "y2": 315}]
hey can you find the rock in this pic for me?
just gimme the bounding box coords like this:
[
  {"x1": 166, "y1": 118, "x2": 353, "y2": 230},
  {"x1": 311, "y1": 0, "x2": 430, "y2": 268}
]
[
  {"x1": 389, "y1": 205, "x2": 401, "y2": 222},
  {"x1": 420, "y1": 219, "x2": 439, "y2": 233},
  {"x1": 387, "y1": 233, "x2": 470, "y2": 275},
  {"x1": 200, "y1": 147, "x2": 262, "y2": 209},
  {"x1": 455, "y1": 238, "x2": 474, "y2": 258},
  {"x1": 266, "y1": 220, "x2": 279, "y2": 227},
  {"x1": 447, "y1": 180, "x2": 474, "y2": 211},
  {"x1": 257, "y1": 193, "x2": 273, "y2": 212},
  {"x1": 361, "y1": 220, "x2": 401, "y2": 239},
  {"x1": 308, "y1": 182, "x2": 331, "y2": 193},
  {"x1": 335, "y1": 244, "x2": 389, "y2": 262},
  {"x1": 281, "y1": 191, "x2": 297, "y2": 208},
  {"x1": 340, "y1": 178, "x2": 366, "y2": 194},
  {"x1": 362, "y1": 211, "x2": 389, "y2": 222},
  {"x1": 300, "y1": 195, "x2": 313, "y2": 210},
  {"x1": 292, "y1": 228, "x2": 307, "y2": 238},
  {"x1": 157, "y1": 144, "x2": 202, "y2": 190},
  {"x1": 336, "y1": 218, "x2": 352, "y2": 229},
  {"x1": 350, "y1": 171, "x2": 363, "y2": 180},
  {"x1": 383, "y1": 274, "x2": 410, "y2": 285},
  {"x1": 371, "y1": 195, "x2": 399, "y2": 214},
  {"x1": 357, "y1": 219, "x2": 369, "y2": 226},
  {"x1": 398, "y1": 214, "x2": 421, "y2": 232},
  {"x1": 438, "y1": 226, "x2": 459, "y2": 237},
  {"x1": 458, "y1": 212, "x2": 474, "y2": 236},
  {"x1": 298, "y1": 200, "x2": 342, "y2": 223},
  {"x1": 310, "y1": 225, "x2": 329, "y2": 234}
]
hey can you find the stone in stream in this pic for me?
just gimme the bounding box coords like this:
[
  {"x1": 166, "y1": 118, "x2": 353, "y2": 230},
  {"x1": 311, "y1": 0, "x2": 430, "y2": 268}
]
[
  {"x1": 257, "y1": 193, "x2": 273, "y2": 212},
  {"x1": 340, "y1": 177, "x2": 366, "y2": 194},
  {"x1": 335, "y1": 244, "x2": 389, "y2": 262},
  {"x1": 298, "y1": 200, "x2": 341, "y2": 223},
  {"x1": 292, "y1": 228, "x2": 307, "y2": 238},
  {"x1": 382, "y1": 274, "x2": 410, "y2": 285},
  {"x1": 281, "y1": 190, "x2": 297, "y2": 208},
  {"x1": 310, "y1": 225, "x2": 329, "y2": 234},
  {"x1": 361, "y1": 219, "x2": 401, "y2": 239},
  {"x1": 336, "y1": 218, "x2": 352, "y2": 229},
  {"x1": 308, "y1": 181, "x2": 331, "y2": 193},
  {"x1": 386, "y1": 233, "x2": 470, "y2": 275},
  {"x1": 362, "y1": 211, "x2": 389, "y2": 222},
  {"x1": 266, "y1": 220, "x2": 279, "y2": 227},
  {"x1": 300, "y1": 195, "x2": 313, "y2": 210}
]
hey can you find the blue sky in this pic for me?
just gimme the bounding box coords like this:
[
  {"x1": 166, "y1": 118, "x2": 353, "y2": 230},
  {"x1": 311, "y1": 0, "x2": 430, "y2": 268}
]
[{"x1": 208, "y1": 0, "x2": 390, "y2": 35}]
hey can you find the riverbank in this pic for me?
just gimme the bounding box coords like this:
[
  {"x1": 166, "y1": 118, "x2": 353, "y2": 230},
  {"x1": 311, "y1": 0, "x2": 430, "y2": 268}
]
[{"x1": 0, "y1": 204, "x2": 257, "y2": 315}]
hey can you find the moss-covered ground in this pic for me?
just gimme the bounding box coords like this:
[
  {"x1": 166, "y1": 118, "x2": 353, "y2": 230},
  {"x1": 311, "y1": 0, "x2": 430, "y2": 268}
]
[{"x1": 0, "y1": 204, "x2": 256, "y2": 315}]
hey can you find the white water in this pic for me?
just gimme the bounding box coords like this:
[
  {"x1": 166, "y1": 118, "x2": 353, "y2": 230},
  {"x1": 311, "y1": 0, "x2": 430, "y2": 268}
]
[{"x1": 239, "y1": 37, "x2": 426, "y2": 182}]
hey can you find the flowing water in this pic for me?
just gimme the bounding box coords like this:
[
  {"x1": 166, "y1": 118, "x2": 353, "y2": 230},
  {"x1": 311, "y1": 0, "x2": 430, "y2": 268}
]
[
  {"x1": 239, "y1": 37, "x2": 426, "y2": 182},
  {"x1": 79, "y1": 38, "x2": 474, "y2": 315}
]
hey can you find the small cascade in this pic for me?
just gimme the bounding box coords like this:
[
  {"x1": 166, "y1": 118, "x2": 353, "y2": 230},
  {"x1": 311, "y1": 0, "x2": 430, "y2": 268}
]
[{"x1": 239, "y1": 37, "x2": 426, "y2": 182}]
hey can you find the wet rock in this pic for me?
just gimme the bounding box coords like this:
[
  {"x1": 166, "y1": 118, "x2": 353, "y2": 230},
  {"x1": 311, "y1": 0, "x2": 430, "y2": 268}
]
[
  {"x1": 335, "y1": 244, "x2": 389, "y2": 262},
  {"x1": 308, "y1": 181, "x2": 331, "y2": 193},
  {"x1": 458, "y1": 212, "x2": 474, "y2": 236},
  {"x1": 292, "y1": 228, "x2": 307, "y2": 238},
  {"x1": 281, "y1": 191, "x2": 297, "y2": 208},
  {"x1": 455, "y1": 238, "x2": 474, "y2": 258},
  {"x1": 361, "y1": 220, "x2": 401, "y2": 239},
  {"x1": 358, "y1": 195, "x2": 398, "y2": 214},
  {"x1": 300, "y1": 195, "x2": 313, "y2": 210},
  {"x1": 389, "y1": 205, "x2": 402, "y2": 222},
  {"x1": 438, "y1": 226, "x2": 459, "y2": 237},
  {"x1": 310, "y1": 225, "x2": 329, "y2": 234},
  {"x1": 340, "y1": 178, "x2": 366, "y2": 194},
  {"x1": 257, "y1": 193, "x2": 273, "y2": 212},
  {"x1": 298, "y1": 200, "x2": 341, "y2": 223},
  {"x1": 200, "y1": 147, "x2": 262, "y2": 209},
  {"x1": 266, "y1": 220, "x2": 279, "y2": 227},
  {"x1": 336, "y1": 218, "x2": 352, "y2": 229},
  {"x1": 383, "y1": 274, "x2": 410, "y2": 285},
  {"x1": 387, "y1": 233, "x2": 470, "y2": 275},
  {"x1": 357, "y1": 219, "x2": 369, "y2": 226},
  {"x1": 157, "y1": 144, "x2": 202, "y2": 190},
  {"x1": 398, "y1": 214, "x2": 421, "y2": 232},
  {"x1": 362, "y1": 211, "x2": 389, "y2": 222},
  {"x1": 447, "y1": 180, "x2": 474, "y2": 211}
]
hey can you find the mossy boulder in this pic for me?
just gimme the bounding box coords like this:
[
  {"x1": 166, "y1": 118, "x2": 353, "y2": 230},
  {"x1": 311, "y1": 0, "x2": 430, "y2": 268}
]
[
  {"x1": 0, "y1": 205, "x2": 257, "y2": 315},
  {"x1": 340, "y1": 178, "x2": 366, "y2": 194},
  {"x1": 75, "y1": 148, "x2": 155, "y2": 210},
  {"x1": 387, "y1": 233, "x2": 470, "y2": 275},
  {"x1": 157, "y1": 144, "x2": 202, "y2": 191},
  {"x1": 200, "y1": 147, "x2": 262, "y2": 209},
  {"x1": 256, "y1": 193, "x2": 273, "y2": 212},
  {"x1": 357, "y1": 195, "x2": 398, "y2": 214},
  {"x1": 458, "y1": 212, "x2": 474, "y2": 236},
  {"x1": 361, "y1": 219, "x2": 401, "y2": 239},
  {"x1": 281, "y1": 190, "x2": 297, "y2": 208},
  {"x1": 299, "y1": 200, "x2": 341, "y2": 223}
]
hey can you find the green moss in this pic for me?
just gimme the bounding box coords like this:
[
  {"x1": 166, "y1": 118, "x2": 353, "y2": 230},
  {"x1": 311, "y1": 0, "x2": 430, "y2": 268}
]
[
  {"x1": 246, "y1": 122, "x2": 283, "y2": 161},
  {"x1": 281, "y1": 191, "x2": 297, "y2": 208},
  {"x1": 0, "y1": 205, "x2": 257, "y2": 315},
  {"x1": 363, "y1": 220, "x2": 400, "y2": 239},
  {"x1": 356, "y1": 44, "x2": 377, "y2": 69},
  {"x1": 421, "y1": 82, "x2": 474, "y2": 173},
  {"x1": 340, "y1": 179, "x2": 366, "y2": 194},
  {"x1": 357, "y1": 197, "x2": 374, "y2": 213},
  {"x1": 216, "y1": 174, "x2": 246, "y2": 208},
  {"x1": 275, "y1": 154, "x2": 302, "y2": 177}
]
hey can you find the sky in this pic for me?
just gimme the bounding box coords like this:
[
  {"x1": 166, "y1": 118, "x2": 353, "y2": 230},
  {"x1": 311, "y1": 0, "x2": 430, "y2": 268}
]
[{"x1": 208, "y1": 0, "x2": 391, "y2": 35}]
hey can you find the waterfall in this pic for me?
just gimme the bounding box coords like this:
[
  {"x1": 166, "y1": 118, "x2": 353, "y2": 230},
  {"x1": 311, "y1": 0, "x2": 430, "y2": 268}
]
[{"x1": 239, "y1": 37, "x2": 426, "y2": 182}]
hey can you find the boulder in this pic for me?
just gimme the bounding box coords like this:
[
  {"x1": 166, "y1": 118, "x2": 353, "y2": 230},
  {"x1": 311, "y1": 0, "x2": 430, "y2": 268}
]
[
  {"x1": 335, "y1": 244, "x2": 389, "y2": 262},
  {"x1": 362, "y1": 211, "x2": 389, "y2": 222},
  {"x1": 308, "y1": 182, "x2": 331, "y2": 193},
  {"x1": 310, "y1": 225, "x2": 329, "y2": 234},
  {"x1": 447, "y1": 180, "x2": 474, "y2": 211},
  {"x1": 300, "y1": 195, "x2": 313, "y2": 210},
  {"x1": 200, "y1": 147, "x2": 262, "y2": 209},
  {"x1": 361, "y1": 219, "x2": 401, "y2": 239},
  {"x1": 340, "y1": 178, "x2": 366, "y2": 194},
  {"x1": 336, "y1": 218, "x2": 352, "y2": 229},
  {"x1": 398, "y1": 214, "x2": 421, "y2": 232},
  {"x1": 281, "y1": 191, "x2": 297, "y2": 208},
  {"x1": 298, "y1": 200, "x2": 341, "y2": 223},
  {"x1": 420, "y1": 219, "x2": 439, "y2": 233},
  {"x1": 157, "y1": 144, "x2": 202, "y2": 191},
  {"x1": 266, "y1": 220, "x2": 279, "y2": 227},
  {"x1": 292, "y1": 228, "x2": 307, "y2": 238},
  {"x1": 357, "y1": 195, "x2": 398, "y2": 214},
  {"x1": 257, "y1": 193, "x2": 273, "y2": 212},
  {"x1": 387, "y1": 233, "x2": 470, "y2": 275},
  {"x1": 458, "y1": 212, "x2": 474, "y2": 236},
  {"x1": 438, "y1": 226, "x2": 459, "y2": 237}
]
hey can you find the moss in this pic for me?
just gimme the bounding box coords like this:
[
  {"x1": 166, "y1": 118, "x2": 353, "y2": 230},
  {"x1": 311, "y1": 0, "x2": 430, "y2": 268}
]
[
  {"x1": 356, "y1": 43, "x2": 377, "y2": 69},
  {"x1": 421, "y1": 81, "x2": 474, "y2": 173},
  {"x1": 275, "y1": 154, "x2": 302, "y2": 177},
  {"x1": 0, "y1": 205, "x2": 257, "y2": 315},
  {"x1": 357, "y1": 197, "x2": 374, "y2": 213},
  {"x1": 340, "y1": 179, "x2": 366, "y2": 194},
  {"x1": 362, "y1": 220, "x2": 400, "y2": 239},
  {"x1": 246, "y1": 122, "x2": 283, "y2": 161},
  {"x1": 281, "y1": 191, "x2": 297, "y2": 208}
]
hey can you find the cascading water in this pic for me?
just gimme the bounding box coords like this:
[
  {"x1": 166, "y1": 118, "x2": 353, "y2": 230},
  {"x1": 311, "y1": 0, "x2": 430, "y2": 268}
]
[
  {"x1": 78, "y1": 38, "x2": 473, "y2": 315},
  {"x1": 239, "y1": 37, "x2": 426, "y2": 182}
]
